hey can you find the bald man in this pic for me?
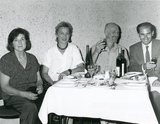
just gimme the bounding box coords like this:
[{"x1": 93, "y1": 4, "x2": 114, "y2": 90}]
[{"x1": 91, "y1": 23, "x2": 129, "y2": 72}]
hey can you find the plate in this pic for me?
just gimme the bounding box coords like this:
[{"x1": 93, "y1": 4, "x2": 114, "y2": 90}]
[
  {"x1": 55, "y1": 83, "x2": 76, "y2": 87},
  {"x1": 75, "y1": 78, "x2": 92, "y2": 87},
  {"x1": 125, "y1": 72, "x2": 142, "y2": 75},
  {"x1": 54, "y1": 79, "x2": 76, "y2": 87},
  {"x1": 93, "y1": 74, "x2": 105, "y2": 80},
  {"x1": 125, "y1": 83, "x2": 146, "y2": 87},
  {"x1": 122, "y1": 72, "x2": 146, "y2": 81},
  {"x1": 63, "y1": 75, "x2": 77, "y2": 79},
  {"x1": 115, "y1": 78, "x2": 146, "y2": 84},
  {"x1": 73, "y1": 72, "x2": 86, "y2": 75}
]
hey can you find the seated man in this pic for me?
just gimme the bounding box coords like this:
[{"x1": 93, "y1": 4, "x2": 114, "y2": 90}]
[
  {"x1": 91, "y1": 23, "x2": 129, "y2": 124},
  {"x1": 129, "y1": 22, "x2": 160, "y2": 123},
  {"x1": 91, "y1": 22, "x2": 129, "y2": 72},
  {"x1": 129, "y1": 22, "x2": 160, "y2": 76}
]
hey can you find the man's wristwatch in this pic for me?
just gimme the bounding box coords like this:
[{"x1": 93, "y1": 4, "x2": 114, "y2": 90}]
[{"x1": 68, "y1": 69, "x2": 72, "y2": 75}]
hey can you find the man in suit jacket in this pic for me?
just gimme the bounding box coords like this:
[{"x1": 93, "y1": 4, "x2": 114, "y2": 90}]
[
  {"x1": 129, "y1": 22, "x2": 160, "y2": 77},
  {"x1": 129, "y1": 22, "x2": 160, "y2": 123}
]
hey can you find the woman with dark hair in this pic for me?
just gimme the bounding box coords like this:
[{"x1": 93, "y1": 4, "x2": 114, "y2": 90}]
[
  {"x1": 41, "y1": 21, "x2": 84, "y2": 86},
  {"x1": 0, "y1": 28, "x2": 43, "y2": 124}
]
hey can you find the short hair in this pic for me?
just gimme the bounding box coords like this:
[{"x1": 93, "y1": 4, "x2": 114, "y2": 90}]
[
  {"x1": 104, "y1": 22, "x2": 121, "y2": 33},
  {"x1": 7, "y1": 28, "x2": 31, "y2": 51},
  {"x1": 55, "y1": 21, "x2": 73, "y2": 43},
  {"x1": 136, "y1": 22, "x2": 154, "y2": 33}
]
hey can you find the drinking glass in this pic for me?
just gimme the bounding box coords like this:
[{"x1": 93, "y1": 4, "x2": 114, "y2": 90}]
[
  {"x1": 87, "y1": 65, "x2": 95, "y2": 78},
  {"x1": 87, "y1": 65, "x2": 99, "y2": 77},
  {"x1": 108, "y1": 69, "x2": 116, "y2": 86},
  {"x1": 94, "y1": 65, "x2": 101, "y2": 75},
  {"x1": 101, "y1": 38, "x2": 107, "y2": 52},
  {"x1": 151, "y1": 58, "x2": 157, "y2": 71},
  {"x1": 151, "y1": 58, "x2": 157, "y2": 64}
]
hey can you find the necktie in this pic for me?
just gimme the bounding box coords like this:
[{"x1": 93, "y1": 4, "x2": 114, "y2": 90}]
[{"x1": 146, "y1": 46, "x2": 150, "y2": 62}]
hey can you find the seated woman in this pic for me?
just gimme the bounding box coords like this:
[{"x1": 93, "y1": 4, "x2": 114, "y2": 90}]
[
  {"x1": 41, "y1": 21, "x2": 84, "y2": 86},
  {"x1": 0, "y1": 28, "x2": 43, "y2": 124},
  {"x1": 41, "y1": 21, "x2": 84, "y2": 124}
]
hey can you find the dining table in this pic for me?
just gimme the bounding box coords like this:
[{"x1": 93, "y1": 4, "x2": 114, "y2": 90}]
[{"x1": 38, "y1": 72, "x2": 158, "y2": 124}]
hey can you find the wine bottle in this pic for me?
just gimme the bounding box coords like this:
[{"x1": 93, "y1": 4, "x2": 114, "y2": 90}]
[
  {"x1": 116, "y1": 48, "x2": 127, "y2": 78},
  {"x1": 85, "y1": 45, "x2": 93, "y2": 70},
  {"x1": 85, "y1": 45, "x2": 92, "y2": 78}
]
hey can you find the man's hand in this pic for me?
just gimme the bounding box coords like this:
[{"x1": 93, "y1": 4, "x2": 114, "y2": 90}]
[
  {"x1": 94, "y1": 39, "x2": 107, "y2": 53},
  {"x1": 145, "y1": 61, "x2": 156, "y2": 70},
  {"x1": 152, "y1": 80, "x2": 160, "y2": 87}
]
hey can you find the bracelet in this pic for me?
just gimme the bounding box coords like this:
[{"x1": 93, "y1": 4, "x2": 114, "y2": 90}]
[{"x1": 68, "y1": 69, "x2": 72, "y2": 75}]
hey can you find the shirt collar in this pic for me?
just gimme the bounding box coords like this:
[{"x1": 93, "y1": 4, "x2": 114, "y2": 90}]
[
  {"x1": 142, "y1": 41, "x2": 152, "y2": 48},
  {"x1": 105, "y1": 43, "x2": 118, "y2": 52}
]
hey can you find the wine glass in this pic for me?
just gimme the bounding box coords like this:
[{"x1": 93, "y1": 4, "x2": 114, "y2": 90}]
[
  {"x1": 87, "y1": 65, "x2": 95, "y2": 78},
  {"x1": 93, "y1": 65, "x2": 101, "y2": 75},
  {"x1": 108, "y1": 69, "x2": 116, "y2": 86}
]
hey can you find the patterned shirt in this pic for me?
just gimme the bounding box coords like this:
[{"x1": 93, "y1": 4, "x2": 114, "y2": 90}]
[{"x1": 0, "y1": 52, "x2": 39, "y2": 100}]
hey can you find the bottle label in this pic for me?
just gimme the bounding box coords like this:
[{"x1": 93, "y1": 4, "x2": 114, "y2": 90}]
[
  {"x1": 122, "y1": 63, "x2": 124, "y2": 76},
  {"x1": 105, "y1": 70, "x2": 110, "y2": 79},
  {"x1": 116, "y1": 67, "x2": 120, "y2": 77}
]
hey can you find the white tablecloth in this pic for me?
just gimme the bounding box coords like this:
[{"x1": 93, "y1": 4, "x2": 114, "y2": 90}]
[{"x1": 39, "y1": 78, "x2": 158, "y2": 124}]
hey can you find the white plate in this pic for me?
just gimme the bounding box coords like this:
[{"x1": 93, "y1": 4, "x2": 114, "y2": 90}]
[
  {"x1": 125, "y1": 83, "x2": 146, "y2": 87},
  {"x1": 55, "y1": 83, "x2": 76, "y2": 87},
  {"x1": 122, "y1": 72, "x2": 146, "y2": 81},
  {"x1": 115, "y1": 78, "x2": 146, "y2": 84},
  {"x1": 63, "y1": 75, "x2": 77, "y2": 79},
  {"x1": 74, "y1": 72, "x2": 86, "y2": 75},
  {"x1": 55, "y1": 79, "x2": 76, "y2": 87},
  {"x1": 124, "y1": 72, "x2": 142, "y2": 76}
]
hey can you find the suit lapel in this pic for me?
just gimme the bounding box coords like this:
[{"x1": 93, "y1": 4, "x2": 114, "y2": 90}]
[
  {"x1": 152, "y1": 39, "x2": 155, "y2": 58},
  {"x1": 138, "y1": 42, "x2": 145, "y2": 63}
]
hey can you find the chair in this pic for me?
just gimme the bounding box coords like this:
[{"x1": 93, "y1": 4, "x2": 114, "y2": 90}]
[{"x1": 0, "y1": 85, "x2": 20, "y2": 124}]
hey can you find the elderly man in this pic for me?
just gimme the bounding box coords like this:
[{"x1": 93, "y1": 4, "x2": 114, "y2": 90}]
[
  {"x1": 91, "y1": 22, "x2": 129, "y2": 72},
  {"x1": 91, "y1": 23, "x2": 129, "y2": 124},
  {"x1": 129, "y1": 22, "x2": 160, "y2": 123}
]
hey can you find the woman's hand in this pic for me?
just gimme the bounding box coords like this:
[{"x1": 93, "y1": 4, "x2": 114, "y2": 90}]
[
  {"x1": 58, "y1": 71, "x2": 68, "y2": 80},
  {"x1": 22, "y1": 91, "x2": 38, "y2": 100},
  {"x1": 36, "y1": 85, "x2": 43, "y2": 94}
]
